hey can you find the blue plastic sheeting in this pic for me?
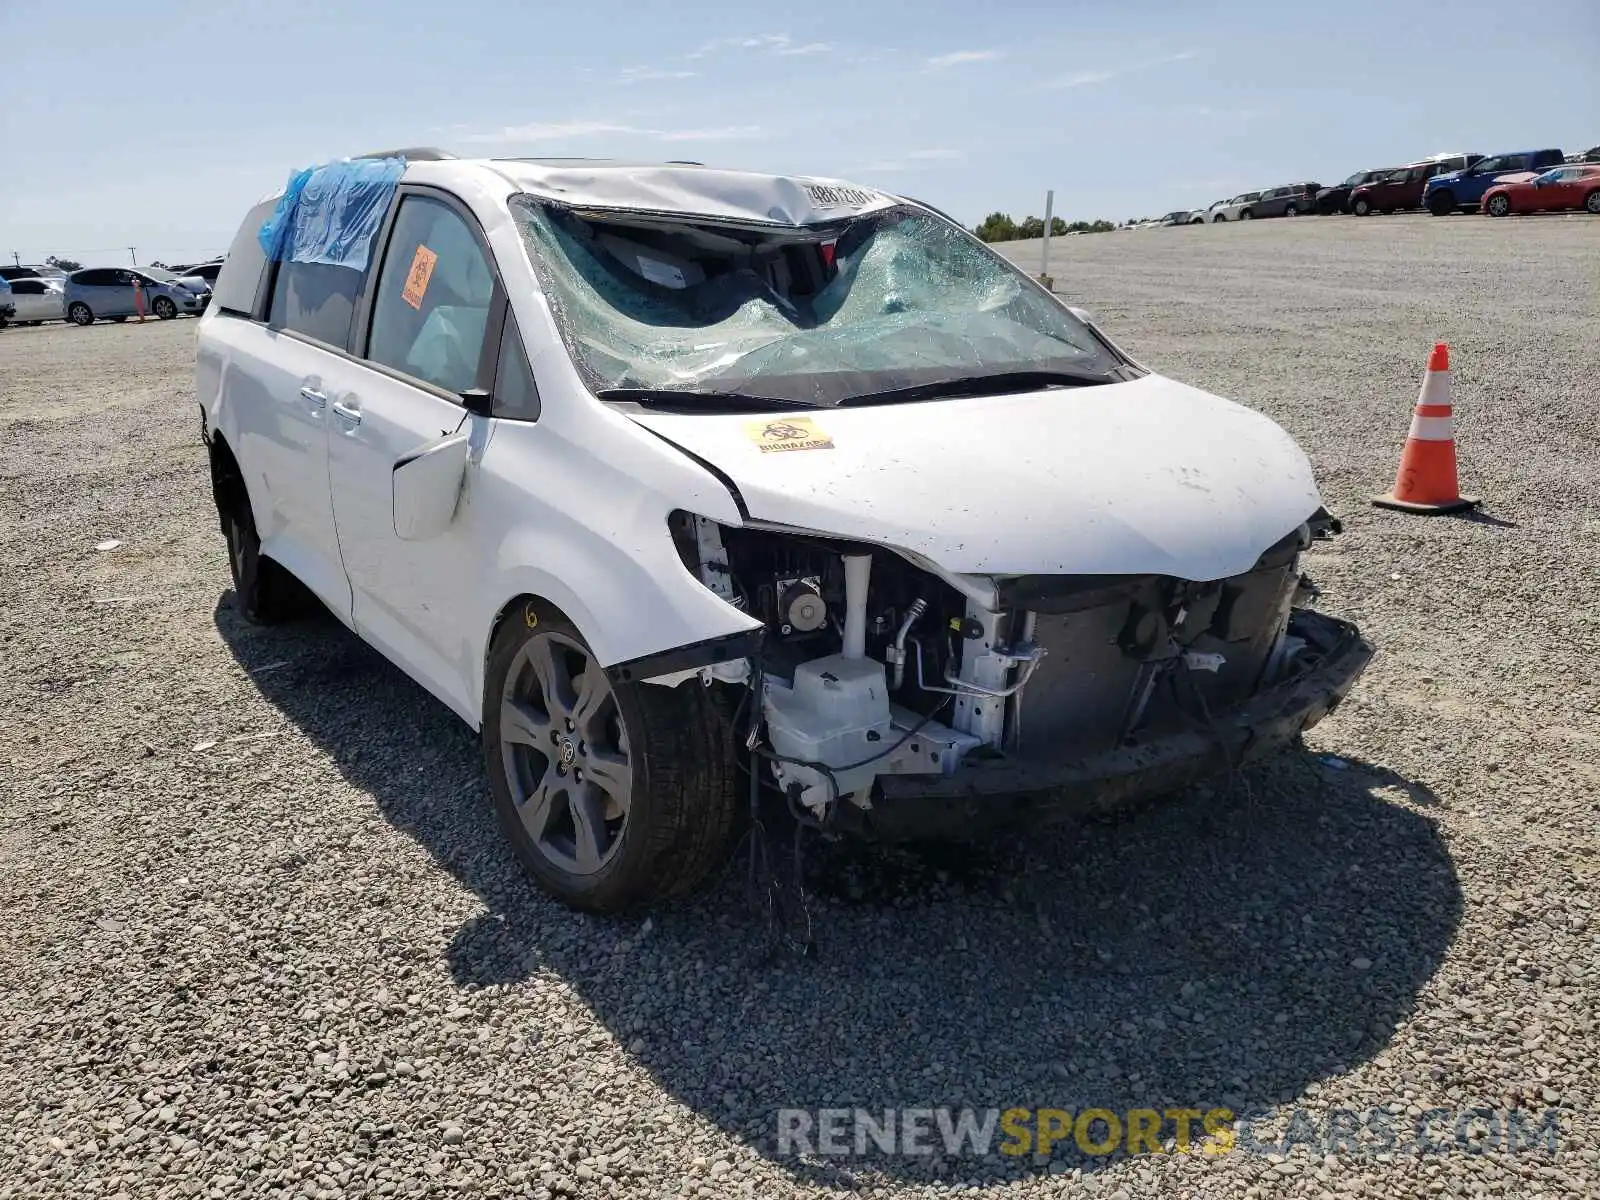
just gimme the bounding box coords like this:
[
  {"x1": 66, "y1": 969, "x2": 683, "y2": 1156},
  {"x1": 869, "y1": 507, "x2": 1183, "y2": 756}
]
[{"x1": 258, "y1": 157, "x2": 405, "y2": 270}]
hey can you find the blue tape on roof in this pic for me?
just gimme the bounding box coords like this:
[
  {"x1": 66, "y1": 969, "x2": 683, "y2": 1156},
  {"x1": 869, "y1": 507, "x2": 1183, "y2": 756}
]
[{"x1": 258, "y1": 157, "x2": 405, "y2": 270}]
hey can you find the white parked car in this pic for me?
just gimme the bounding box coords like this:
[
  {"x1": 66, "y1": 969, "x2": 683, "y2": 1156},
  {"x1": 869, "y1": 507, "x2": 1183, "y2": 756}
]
[
  {"x1": 1209, "y1": 192, "x2": 1262, "y2": 222},
  {"x1": 0, "y1": 276, "x2": 67, "y2": 324},
  {"x1": 197, "y1": 152, "x2": 1373, "y2": 912}
]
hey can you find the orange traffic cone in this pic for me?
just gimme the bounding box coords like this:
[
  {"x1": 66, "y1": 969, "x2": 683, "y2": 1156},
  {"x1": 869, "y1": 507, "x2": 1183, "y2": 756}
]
[{"x1": 1372, "y1": 343, "x2": 1479, "y2": 515}]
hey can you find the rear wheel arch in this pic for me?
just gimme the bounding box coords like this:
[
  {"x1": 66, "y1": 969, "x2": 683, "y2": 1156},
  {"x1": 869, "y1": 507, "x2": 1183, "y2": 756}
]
[{"x1": 207, "y1": 431, "x2": 249, "y2": 529}]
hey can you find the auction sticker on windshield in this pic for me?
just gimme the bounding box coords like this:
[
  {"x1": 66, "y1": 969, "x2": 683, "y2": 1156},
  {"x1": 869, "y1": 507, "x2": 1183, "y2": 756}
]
[{"x1": 747, "y1": 417, "x2": 834, "y2": 453}]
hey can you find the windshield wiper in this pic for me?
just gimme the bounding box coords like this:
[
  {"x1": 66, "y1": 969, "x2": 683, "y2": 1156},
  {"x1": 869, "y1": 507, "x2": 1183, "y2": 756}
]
[
  {"x1": 596, "y1": 388, "x2": 820, "y2": 412},
  {"x1": 837, "y1": 369, "x2": 1113, "y2": 407}
]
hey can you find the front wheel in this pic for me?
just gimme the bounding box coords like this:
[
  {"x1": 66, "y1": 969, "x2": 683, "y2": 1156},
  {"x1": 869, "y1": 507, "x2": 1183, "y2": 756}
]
[
  {"x1": 483, "y1": 604, "x2": 738, "y2": 913},
  {"x1": 152, "y1": 296, "x2": 178, "y2": 320},
  {"x1": 1352, "y1": 197, "x2": 1372, "y2": 216},
  {"x1": 1240, "y1": 209, "x2": 1254, "y2": 220},
  {"x1": 1585, "y1": 189, "x2": 1600, "y2": 215},
  {"x1": 1284, "y1": 204, "x2": 1299, "y2": 217},
  {"x1": 68, "y1": 302, "x2": 94, "y2": 326},
  {"x1": 1484, "y1": 193, "x2": 1511, "y2": 217},
  {"x1": 1427, "y1": 191, "x2": 1455, "y2": 216}
]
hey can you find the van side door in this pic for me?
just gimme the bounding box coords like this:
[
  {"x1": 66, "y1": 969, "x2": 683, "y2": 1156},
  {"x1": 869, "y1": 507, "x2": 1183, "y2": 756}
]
[{"x1": 321, "y1": 187, "x2": 504, "y2": 720}]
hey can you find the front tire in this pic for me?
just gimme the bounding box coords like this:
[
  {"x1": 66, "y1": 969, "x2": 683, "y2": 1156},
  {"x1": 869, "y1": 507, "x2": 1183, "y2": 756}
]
[
  {"x1": 153, "y1": 296, "x2": 178, "y2": 320},
  {"x1": 1284, "y1": 204, "x2": 1299, "y2": 217},
  {"x1": 1485, "y1": 193, "x2": 1511, "y2": 217},
  {"x1": 68, "y1": 302, "x2": 94, "y2": 326},
  {"x1": 1585, "y1": 189, "x2": 1600, "y2": 214},
  {"x1": 484, "y1": 604, "x2": 738, "y2": 913},
  {"x1": 1428, "y1": 191, "x2": 1456, "y2": 216},
  {"x1": 1352, "y1": 197, "x2": 1372, "y2": 216},
  {"x1": 1240, "y1": 209, "x2": 1254, "y2": 220}
]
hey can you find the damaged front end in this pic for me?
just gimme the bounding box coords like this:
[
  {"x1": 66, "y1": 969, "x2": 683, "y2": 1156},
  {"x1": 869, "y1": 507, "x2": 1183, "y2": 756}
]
[{"x1": 664, "y1": 508, "x2": 1372, "y2": 839}]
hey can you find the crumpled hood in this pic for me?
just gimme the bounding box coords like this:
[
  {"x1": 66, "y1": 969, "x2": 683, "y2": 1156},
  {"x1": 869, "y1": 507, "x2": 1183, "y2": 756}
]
[{"x1": 632, "y1": 373, "x2": 1323, "y2": 581}]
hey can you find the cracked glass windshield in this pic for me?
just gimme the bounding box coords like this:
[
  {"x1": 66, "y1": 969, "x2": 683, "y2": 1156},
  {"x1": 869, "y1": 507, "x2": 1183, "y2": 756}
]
[{"x1": 510, "y1": 198, "x2": 1116, "y2": 407}]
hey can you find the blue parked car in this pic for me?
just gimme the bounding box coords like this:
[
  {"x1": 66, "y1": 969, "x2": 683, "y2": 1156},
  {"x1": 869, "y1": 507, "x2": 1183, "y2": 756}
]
[
  {"x1": 1423, "y1": 149, "x2": 1566, "y2": 215},
  {"x1": 63, "y1": 267, "x2": 211, "y2": 326}
]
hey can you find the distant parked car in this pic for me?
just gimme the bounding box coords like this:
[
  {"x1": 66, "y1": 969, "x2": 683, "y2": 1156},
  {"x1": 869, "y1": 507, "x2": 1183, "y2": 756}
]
[
  {"x1": 63, "y1": 267, "x2": 211, "y2": 325},
  {"x1": 0, "y1": 277, "x2": 66, "y2": 324},
  {"x1": 0, "y1": 264, "x2": 69, "y2": 282},
  {"x1": 0, "y1": 278, "x2": 14, "y2": 328},
  {"x1": 1189, "y1": 200, "x2": 1226, "y2": 224},
  {"x1": 1419, "y1": 152, "x2": 1484, "y2": 174},
  {"x1": 1237, "y1": 183, "x2": 1322, "y2": 219},
  {"x1": 1584, "y1": 146, "x2": 1600, "y2": 163},
  {"x1": 1482, "y1": 165, "x2": 1600, "y2": 217},
  {"x1": 1210, "y1": 192, "x2": 1261, "y2": 222},
  {"x1": 1349, "y1": 162, "x2": 1453, "y2": 215},
  {"x1": 1157, "y1": 210, "x2": 1193, "y2": 226},
  {"x1": 1316, "y1": 169, "x2": 1400, "y2": 214},
  {"x1": 1424, "y1": 149, "x2": 1566, "y2": 214},
  {"x1": 180, "y1": 260, "x2": 225, "y2": 287}
]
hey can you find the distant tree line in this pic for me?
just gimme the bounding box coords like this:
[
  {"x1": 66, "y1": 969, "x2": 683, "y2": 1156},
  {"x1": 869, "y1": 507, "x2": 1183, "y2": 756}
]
[{"x1": 971, "y1": 212, "x2": 1118, "y2": 243}]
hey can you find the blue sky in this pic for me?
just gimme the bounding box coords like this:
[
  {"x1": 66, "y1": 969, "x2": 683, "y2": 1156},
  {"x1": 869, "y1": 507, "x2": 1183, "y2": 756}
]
[{"x1": 2, "y1": 0, "x2": 1595, "y2": 266}]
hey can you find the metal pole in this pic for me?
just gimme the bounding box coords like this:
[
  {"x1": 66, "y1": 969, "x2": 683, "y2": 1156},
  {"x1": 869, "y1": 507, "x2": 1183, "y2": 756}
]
[
  {"x1": 1038, "y1": 190, "x2": 1055, "y2": 290},
  {"x1": 10, "y1": 251, "x2": 18, "y2": 268},
  {"x1": 128, "y1": 247, "x2": 137, "y2": 266}
]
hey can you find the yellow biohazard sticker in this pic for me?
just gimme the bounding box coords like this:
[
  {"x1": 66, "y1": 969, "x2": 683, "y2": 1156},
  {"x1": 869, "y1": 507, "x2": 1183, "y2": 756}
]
[
  {"x1": 401, "y1": 245, "x2": 438, "y2": 310},
  {"x1": 746, "y1": 416, "x2": 834, "y2": 453}
]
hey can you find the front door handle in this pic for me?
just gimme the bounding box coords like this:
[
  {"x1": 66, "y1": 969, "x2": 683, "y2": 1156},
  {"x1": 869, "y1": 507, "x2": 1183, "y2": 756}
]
[
  {"x1": 299, "y1": 385, "x2": 327, "y2": 408},
  {"x1": 331, "y1": 399, "x2": 362, "y2": 426}
]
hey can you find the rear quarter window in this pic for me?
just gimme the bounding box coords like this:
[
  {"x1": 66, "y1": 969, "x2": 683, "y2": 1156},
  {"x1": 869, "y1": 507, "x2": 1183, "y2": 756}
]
[{"x1": 212, "y1": 198, "x2": 278, "y2": 317}]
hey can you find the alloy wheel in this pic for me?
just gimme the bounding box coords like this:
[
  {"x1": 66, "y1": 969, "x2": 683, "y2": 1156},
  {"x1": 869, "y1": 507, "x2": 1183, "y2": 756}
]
[{"x1": 499, "y1": 632, "x2": 633, "y2": 876}]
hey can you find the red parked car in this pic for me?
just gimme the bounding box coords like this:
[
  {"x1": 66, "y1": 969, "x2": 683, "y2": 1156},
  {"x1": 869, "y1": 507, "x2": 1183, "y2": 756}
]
[
  {"x1": 1481, "y1": 165, "x2": 1600, "y2": 216},
  {"x1": 1348, "y1": 162, "x2": 1447, "y2": 215}
]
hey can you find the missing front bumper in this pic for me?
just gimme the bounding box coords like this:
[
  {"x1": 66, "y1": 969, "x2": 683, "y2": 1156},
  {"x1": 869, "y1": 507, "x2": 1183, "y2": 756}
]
[{"x1": 844, "y1": 609, "x2": 1373, "y2": 841}]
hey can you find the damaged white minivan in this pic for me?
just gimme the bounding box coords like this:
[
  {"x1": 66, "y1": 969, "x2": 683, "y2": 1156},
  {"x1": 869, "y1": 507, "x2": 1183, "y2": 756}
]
[{"x1": 196, "y1": 149, "x2": 1372, "y2": 912}]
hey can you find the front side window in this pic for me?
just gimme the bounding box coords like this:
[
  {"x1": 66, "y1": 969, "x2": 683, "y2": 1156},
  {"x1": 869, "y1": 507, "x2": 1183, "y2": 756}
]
[
  {"x1": 1473, "y1": 156, "x2": 1510, "y2": 174},
  {"x1": 510, "y1": 198, "x2": 1118, "y2": 408},
  {"x1": 365, "y1": 195, "x2": 496, "y2": 396}
]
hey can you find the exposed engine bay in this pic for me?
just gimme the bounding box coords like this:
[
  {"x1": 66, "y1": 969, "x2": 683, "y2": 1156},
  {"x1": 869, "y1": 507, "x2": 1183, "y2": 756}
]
[{"x1": 667, "y1": 509, "x2": 1344, "y2": 824}]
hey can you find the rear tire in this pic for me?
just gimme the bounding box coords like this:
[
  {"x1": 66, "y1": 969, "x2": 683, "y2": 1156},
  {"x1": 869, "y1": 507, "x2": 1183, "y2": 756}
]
[
  {"x1": 220, "y1": 483, "x2": 314, "y2": 625},
  {"x1": 1585, "y1": 189, "x2": 1600, "y2": 215},
  {"x1": 68, "y1": 302, "x2": 94, "y2": 326},
  {"x1": 152, "y1": 296, "x2": 177, "y2": 320},
  {"x1": 1352, "y1": 197, "x2": 1372, "y2": 216},
  {"x1": 1284, "y1": 204, "x2": 1299, "y2": 217},
  {"x1": 1485, "y1": 193, "x2": 1511, "y2": 217},
  {"x1": 1240, "y1": 209, "x2": 1254, "y2": 220},
  {"x1": 483, "y1": 603, "x2": 738, "y2": 913}
]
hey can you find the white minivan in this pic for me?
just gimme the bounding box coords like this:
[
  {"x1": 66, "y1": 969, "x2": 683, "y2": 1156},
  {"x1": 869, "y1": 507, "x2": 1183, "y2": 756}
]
[{"x1": 197, "y1": 150, "x2": 1372, "y2": 912}]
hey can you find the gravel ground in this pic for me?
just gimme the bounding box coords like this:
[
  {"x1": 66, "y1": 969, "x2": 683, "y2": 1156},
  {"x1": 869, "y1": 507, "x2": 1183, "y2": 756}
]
[{"x1": 2, "y1": 214, "x2": 1598, "y2": 1200}]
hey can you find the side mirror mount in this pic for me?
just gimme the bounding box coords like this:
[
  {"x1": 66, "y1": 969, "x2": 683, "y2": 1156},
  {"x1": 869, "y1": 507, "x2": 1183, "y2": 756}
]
[
  {"x1": 460, "y1": 387, "x2": 493, "y2": 419},
  {"x1": 392, "y1": 432, "x2": 471, "y2": 541},
  {"x1": 1067, "y1": 305, "x2": 1096, "y2": 328}
]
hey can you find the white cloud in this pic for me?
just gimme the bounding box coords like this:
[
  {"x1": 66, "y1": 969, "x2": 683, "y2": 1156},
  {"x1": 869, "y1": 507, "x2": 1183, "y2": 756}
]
[
  {"x1": 907, "y1": 148, "x2": 964, "y2": 161},
  {"x1": 690, "y1": 34, "x2": 798, "y2": 58},
  {"x1": 777, "y1": 41, "x2": 832, "y2": 56},
  {"x1": 617, "y1": 67, "x2": 698, "y2": 83},
  {"x1": 467, "y1": 120, "x2": 639, "y2": 142},
  {"x1": 1048, "y1": 69, "x2": 1117, "y2": 89},
  {"x1": 1044, "y1": 49, "x2": 1200, "y2": 90},
  {"x1": 925, "y1": 49, "x2": 1002, "y2": 69},
  {"x1": 656, "y1": 126, "x2": 766, "y2": 142},
  {"x1": 467, "y1": 120, "x2": 766, "y2": 145}
]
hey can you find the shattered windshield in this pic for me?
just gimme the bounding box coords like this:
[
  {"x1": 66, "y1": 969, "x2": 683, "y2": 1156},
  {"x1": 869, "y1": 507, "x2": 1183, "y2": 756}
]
[{"x1": 509, "y1": 197, "x2": 1117, "y2": 408}]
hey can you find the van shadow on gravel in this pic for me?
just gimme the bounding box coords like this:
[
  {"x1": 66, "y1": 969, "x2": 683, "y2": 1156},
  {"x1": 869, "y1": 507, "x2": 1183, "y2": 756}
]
[{"x1": 218, "y1": 600, "x2": 1462, "y2": 1188}]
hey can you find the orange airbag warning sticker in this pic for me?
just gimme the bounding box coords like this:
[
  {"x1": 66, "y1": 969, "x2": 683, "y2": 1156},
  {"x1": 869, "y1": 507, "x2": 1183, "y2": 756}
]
[
  {"x1": 746, "y1": 416, "x2": 834, "y2": 453},
  {"x1": 401, "y1": 245, "x2": 437, "y2": 309}
]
